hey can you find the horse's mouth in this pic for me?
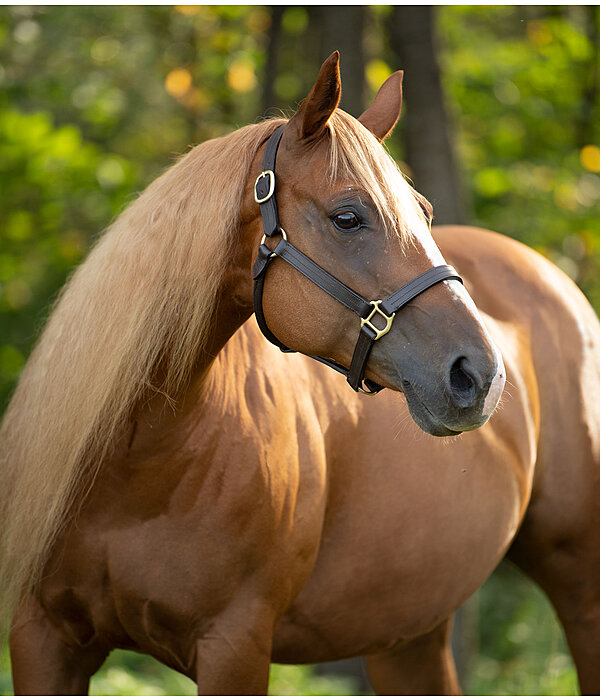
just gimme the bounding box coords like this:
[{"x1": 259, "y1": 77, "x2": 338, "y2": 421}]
[{"x1": 401, "y1": 381, "x2": 464, "y2": 437}]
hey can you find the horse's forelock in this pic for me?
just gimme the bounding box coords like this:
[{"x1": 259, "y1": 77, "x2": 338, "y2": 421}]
[{"x1": 326, "y1": 110, "x2": 427, "y2": 244}]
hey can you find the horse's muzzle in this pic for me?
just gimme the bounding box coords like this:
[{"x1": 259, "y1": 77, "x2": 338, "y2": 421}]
[{"x1": 400, "y1": 350, "x2": 505, "y2": 437}]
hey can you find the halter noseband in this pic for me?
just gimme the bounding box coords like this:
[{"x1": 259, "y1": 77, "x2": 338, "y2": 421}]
[{"x1": 252, "y1": 124, "x2": 463, "y2": 395}]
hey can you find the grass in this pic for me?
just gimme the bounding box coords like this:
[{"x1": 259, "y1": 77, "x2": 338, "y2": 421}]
[
  {"x1": 1, "y1": 645, "x2": 362, "y2": 696},
  {"x1": 88, "y1": 653, "x2": 363, "y2": 696}
]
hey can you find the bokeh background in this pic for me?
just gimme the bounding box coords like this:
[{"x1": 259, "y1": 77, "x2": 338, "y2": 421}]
[{"x1": 1, "y1": 4, "x2": 599, "y2": 695}]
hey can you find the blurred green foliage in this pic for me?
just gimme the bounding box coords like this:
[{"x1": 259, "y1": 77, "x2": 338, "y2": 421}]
[
  {"x1": 0, "y1": 5, "x2": 598, "y2": 695},
  {"x1": 465, "y1": 563, "x2": 579, "y2": 695},
  {"x1": 438, "y1": 6, "x2": 600, "y2": 311}
]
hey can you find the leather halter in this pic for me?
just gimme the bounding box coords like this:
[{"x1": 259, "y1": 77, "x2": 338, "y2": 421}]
[{"x1": 252, "y1": 124, "x2": 463, "y2": 395}]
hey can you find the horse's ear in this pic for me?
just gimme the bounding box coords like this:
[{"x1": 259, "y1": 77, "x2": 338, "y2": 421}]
[
  {"x1": 290, "y1": 51, "x2": 341, "y2": 141},
  {"x1": 358, "y1": 71, "x2": 403, "y2": 142}
]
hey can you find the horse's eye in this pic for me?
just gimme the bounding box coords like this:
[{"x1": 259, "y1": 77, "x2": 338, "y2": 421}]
[{"x1": 332, "y1": 211, "x2": 360, "y2": 232}]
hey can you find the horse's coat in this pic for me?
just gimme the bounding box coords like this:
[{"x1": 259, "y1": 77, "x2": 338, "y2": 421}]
[{"x1": 2, "y1": 53, "x2": 600, "y2": 695}]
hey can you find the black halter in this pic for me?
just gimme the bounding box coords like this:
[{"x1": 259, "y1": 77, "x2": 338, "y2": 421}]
[{"x1": 252, "y1": 124, "x2": 463, "y2": 395}]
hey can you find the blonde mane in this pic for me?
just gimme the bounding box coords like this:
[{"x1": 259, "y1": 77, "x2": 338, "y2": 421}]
[
  {"x1": 0, "y1": 118, "x2": 284, "y2": 628},
  {"x1": 0, "y1": 110, "x2": 423, "y2": 630}
]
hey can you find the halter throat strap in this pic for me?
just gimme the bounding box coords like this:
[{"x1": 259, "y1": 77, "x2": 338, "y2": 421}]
[{"x1": 252, "y1": 124, "x2": 463, "y2": 395}]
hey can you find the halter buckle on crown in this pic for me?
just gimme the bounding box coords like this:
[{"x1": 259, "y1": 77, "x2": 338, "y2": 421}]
[
  {"x1": 254, "y1": 170, "x2": 276, "y2": 204},
  {"x1": 361, "y1": 301, "x2": 395, "y2": 341}
]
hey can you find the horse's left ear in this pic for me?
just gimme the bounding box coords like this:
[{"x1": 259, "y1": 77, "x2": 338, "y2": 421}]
[
  {"x1": 290, "y1": 51, "x2": 341, "y2": 141},
  {"x1": 358, "y1": 71, "x2": 403, "y2": 142}
]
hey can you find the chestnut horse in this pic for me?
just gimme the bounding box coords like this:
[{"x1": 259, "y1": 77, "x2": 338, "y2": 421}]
[{"x1": 2, "y1": 52, "x2": 600, "y2": 695}]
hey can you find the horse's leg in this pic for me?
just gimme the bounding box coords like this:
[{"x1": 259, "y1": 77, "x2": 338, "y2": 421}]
[
  {"x1": 193, "y1": 601, "x2": 276, "y2": 695},
  {"x1": 546, "y1": 579, "x2": 600, "y2": 695},
  {"x1": 508, "y1": 404, "x2": 600, "y2": 693},
  {"x1": 10, "y1": 596, "x2": 107, "y2": 695},
  {"x1": 509, "y1": 529, "x2": 600, "y2": 695},
  {"x1": 194, "y1": 635, "x2": 270, "y2": 694},
  {"x1": 365, "y1": 617, "x2": 461, "y2": 695}
]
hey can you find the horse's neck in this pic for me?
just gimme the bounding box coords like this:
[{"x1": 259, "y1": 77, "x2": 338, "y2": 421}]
[
  {"x1": 186, "y1": 221, "x2": 257, "y2": 386},
  {"x1": 200, "y1": 320, "x2": 263, "y2": 408},
  {"x1": 125, "y1": 200, "x2": 267, "y2": 459}
]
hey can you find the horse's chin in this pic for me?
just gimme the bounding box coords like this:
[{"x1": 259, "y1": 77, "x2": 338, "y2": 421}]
[{"x1": 401, "y1": 380, "x2": 489, "y2": 438}]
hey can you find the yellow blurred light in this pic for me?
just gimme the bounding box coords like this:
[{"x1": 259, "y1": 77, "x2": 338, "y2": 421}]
[
  {"x1": 580, "y1": 145, "x2": 600, "y2": 173},
  {"x1": 182, "y1": 87, "x2": 212, "y2": 112},
  {"x1": 531, "y1": 166, "x2": 554, "y2": 192},
  {"x1": 59, "y1": 230, "x2": 85, "y2": 262},
  {"x1": 281, "y1": 7, "x2": 308, "y2": 35},
  {"x1": 213, "y1": 30, "x2": 235, "y2": 52},
  {"x1": 246, "y1": 8, "x2": 271, "y2": 33},
  {"x1": 4, "y1": 279, "x2": 32, "y2": 310},
  {"x1": 175, "y1": 5, "x2": 201, "y2": 16},
  {"x1": 274, "y1": 73, "x2": 301, "y2": 101},
  {"x1": 553, "y1": 183, "x2": 578, "y2": 211},
  {"x1": 366, "y1": 60, "x2": 392, "y2": 94},
  {"x1": 165, "y1": 68, "x2": 192, "y2": 98},
  {"x1": 91, "y1": 36, "x2": 121, "y2": 64},
  {"x1": 527, "y1": 20, "x2": 553, "y2": 46},
  {"x1": 96, "y1": 157, "x2": 125, "y2": 188},
  {"x1": 227, "y1": 60, "x2": 257, "y2": 93},
  {"x1": 579, "y1": 229, "x2": 598, "y2": 254}
]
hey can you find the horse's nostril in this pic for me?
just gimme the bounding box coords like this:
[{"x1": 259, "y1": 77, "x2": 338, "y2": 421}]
[{"x1": 448, "y1": 356, "x2": 478, "y2": 408}]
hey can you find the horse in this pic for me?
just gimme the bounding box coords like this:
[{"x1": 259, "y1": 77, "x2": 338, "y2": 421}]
[{"x1": 1, "y1": 51, "x2": 600, "y2": 695}]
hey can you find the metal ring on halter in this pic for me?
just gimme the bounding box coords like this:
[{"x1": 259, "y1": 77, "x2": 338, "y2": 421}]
[
  {"x1": 358, "y1": 384, "x2": 379, "y2": 396},
  {"x1": 260, "y1": 228, "x2": 288, "y2": 258}
]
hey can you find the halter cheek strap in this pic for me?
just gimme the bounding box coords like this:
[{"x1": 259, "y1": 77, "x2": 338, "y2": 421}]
[{"x1": 252, "y1": 124, "x2": 463, "y2": 395}]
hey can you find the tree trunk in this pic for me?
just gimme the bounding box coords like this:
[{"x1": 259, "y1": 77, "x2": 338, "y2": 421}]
[
  {"x1": 576, "y1": 5, "x2": 599, "y2": 148},
  {"x1": 262, "y1": 6, "x2": 285, "y2": 115},
  {"x1": 314, "y1": 6, "x2": 367, "y2": 115},
  {"x1": 389, "y1": 6, "x2": 466, "y2": 225}
]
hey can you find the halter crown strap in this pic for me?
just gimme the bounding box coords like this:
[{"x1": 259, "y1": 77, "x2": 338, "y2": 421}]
[
  {"x1": 254, "y1": 125, "x2": 285, "y2": 237},
  {"x1": 252, "y1": 124, "x2": 463, "y2": 395}
]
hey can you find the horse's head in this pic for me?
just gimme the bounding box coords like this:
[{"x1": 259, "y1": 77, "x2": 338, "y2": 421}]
[{"x1": 246, "y1": 52, "x2": 504, "y2": 436}]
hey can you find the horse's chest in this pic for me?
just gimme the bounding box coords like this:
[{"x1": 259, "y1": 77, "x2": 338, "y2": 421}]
[{"x1": 272, "y1": 410, "x2": 533, "y2": 662}]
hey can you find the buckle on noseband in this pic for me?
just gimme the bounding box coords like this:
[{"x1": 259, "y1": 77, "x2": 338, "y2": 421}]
[
  {"x1": 254, "y1": 170, "x2": 276, "y2": 204},
  {"x1": 360, "y1": 300, "x2": 395, "y2": 341}
]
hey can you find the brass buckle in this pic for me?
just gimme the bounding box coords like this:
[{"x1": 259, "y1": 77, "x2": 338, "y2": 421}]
[
  {"x1": 361, "y1": 300, "x2": 395, "y2": 341},
  {"x1": 254, "y1": 170, "x2": 275, "y2": 204},
  {"x1": 358, "y1": 385, "x2": 379, "y2": 396}
]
